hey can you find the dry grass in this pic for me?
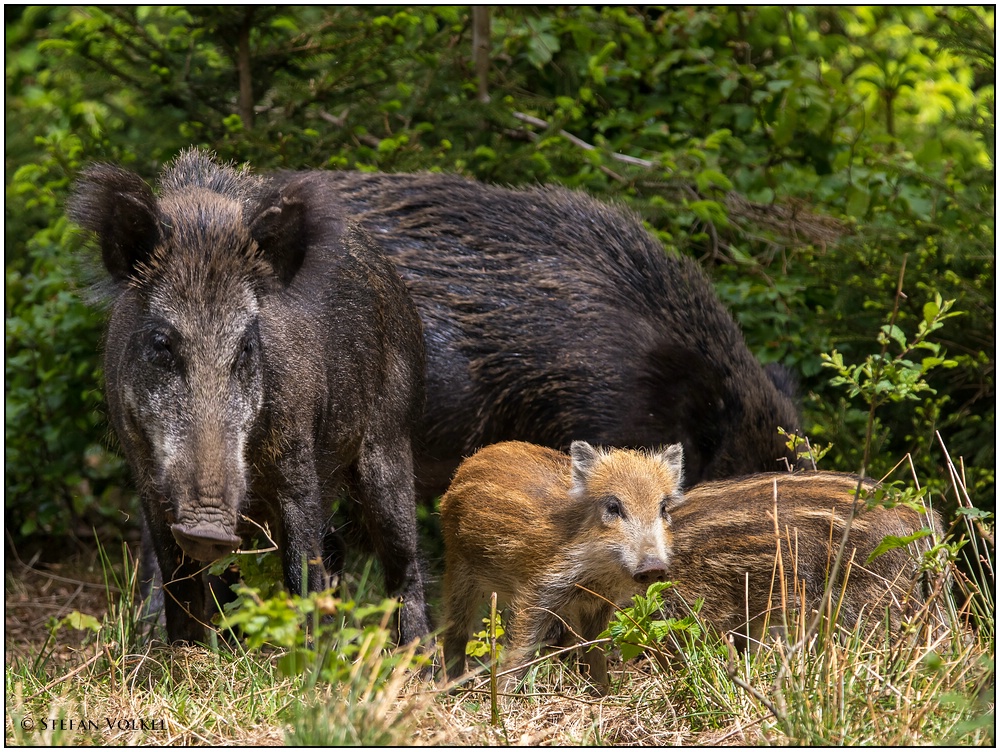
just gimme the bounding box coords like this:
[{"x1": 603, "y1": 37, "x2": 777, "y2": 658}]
[
  {"x1": 415, "y1": 661, "x2": 696, "y2": 746},
  {"x1": 5, "y1": 527, "x2": 993, "y2": 747}
]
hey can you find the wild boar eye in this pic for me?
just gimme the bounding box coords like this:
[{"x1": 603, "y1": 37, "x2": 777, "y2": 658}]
[
  {"x1": 604, "y1": 497, "x2": 624, "y2": 519},
  {"x1": 238, "y1": 335, "x2": 255, "y2": 367},
  {"x1": 237, "y1": 321, "x2": 260, "y2": 370},
  {"x1": 148, "y1": 331, "x2": 174, "y2": 366}
]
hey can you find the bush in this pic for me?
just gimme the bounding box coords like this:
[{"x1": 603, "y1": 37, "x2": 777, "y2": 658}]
[{"x1": 4, "y1": 6, "x2": 993, "y2": 547}]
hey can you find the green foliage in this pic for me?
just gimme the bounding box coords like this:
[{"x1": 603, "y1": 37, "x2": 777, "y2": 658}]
[
  {"x1": 4, "y1": 227, "x2": 132, "y2": 538},
  {"x1": 210, "y1": 547, "x2": 424, "y2": 690},
  {"x1": 4, "y1": 6, "x2": 993, "y2": 548},
  {"x1": 5, "y1": 546, "x2": 426, "y2": 746},
  {"x1": 866, "y1": 529, "x2": 934, "y2": 564},
  {"x1": 600, "y1": 581, "x2": 703, "y2": 662},
  {"x1": 209, "y1": 541, "x2": 286, "y2": 601},
  {"x1": 821, "y1": 293, "x2": 961, "y2": 410},
  {"x1": 466, "y1": 611, "x2": 505, "y2": 661},
  {"x1": 51, "y1": 610, "x2": 102, "y2": 634},
  {"x1": 813, "y1": 288, "x2": 985, "y2": 509},
  {"x1": 217, "y1": 583, "x2": 418, "y2": 685},
  {"x1": 778, "y1": 427, "x2": 833, "y2": 470},
  {"x1": 212, "y1": 559, "x2": 429, "y2": 746}
]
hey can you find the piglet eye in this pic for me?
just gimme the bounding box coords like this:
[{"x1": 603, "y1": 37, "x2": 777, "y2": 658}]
[{"x1": 604, "y1": 498, "x2": 624, "y2": 519}]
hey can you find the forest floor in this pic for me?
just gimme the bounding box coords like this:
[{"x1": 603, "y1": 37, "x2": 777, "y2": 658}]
[
  {"x1": 3, "y1": 540, "x2": 768, "y2": 746},
  {"x1": 4, "y1": 537, "x2": 991, "y2": 747},
  {"x1": 6, "y1": 541, "x2": 110, "y2": 661}
]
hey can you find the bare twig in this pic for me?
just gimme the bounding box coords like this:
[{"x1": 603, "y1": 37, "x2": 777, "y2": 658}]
[
  {"x1": 237, "y1": 8, "x2": 256, "y2": 128},
  {"x1": 4, "y1": 530, "x2": 118, "y2": 593},
  {"x1": 237, "y1": 514, "x2": 279, "y2": 554},
  {"x1": 936, "y1": 431, "x2": 994, "y2": 551},
  {"x1": 512, "y1": 111, "x2": 656, "y2": 168},
  {"x1": 318, "y1": 107, "x2": 351, "y2": 127},
  {"x1": 509, "y1": 111, "x2": 849, "y2": 247}
]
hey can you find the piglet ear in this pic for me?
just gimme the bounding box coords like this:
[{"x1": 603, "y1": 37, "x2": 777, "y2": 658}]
[
  {"x1": 67, "y1": 164, "x2": 159, "y2": 281},
  {"x1": 656, "y1": 443, "x2": 685, "y2": 487},
  {"x1": 570, "y1": 440, "x2": 602, "y2": 494},
  {"x1": 248, "y1": 182, "x2": 308, "y2": 286}
]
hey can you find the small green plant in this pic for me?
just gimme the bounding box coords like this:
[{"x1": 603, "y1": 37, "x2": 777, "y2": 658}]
[
  {"x1": 29, "y1": 610, "x2": 102, "y2": 679},
  {"x1": 778, "y1": 426, "x2": 833, "y2": 470},
  {"x1": 462, "y1": 596, "x2": 507, "y2": 727},
  {"x1": 216, "y1": 582, "x2": 425, "y2": 684},
  {"x1": 208, "y1": 550, "x2": 432, "y2": 745},
  {"x1": 821, "y1": 291, "x2": 961, "y2": 418},
  {"x1": 600, "y1": 581, "x2": 704, "y2": 665},
  {"x1": 810, "y1": 283, "x2": 960, "y2": 634},
  {"x1": 465, "y1": 610, "x2": 505, "y2": 663}
]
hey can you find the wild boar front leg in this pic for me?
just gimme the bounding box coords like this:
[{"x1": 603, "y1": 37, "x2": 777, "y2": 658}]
[{"x1": 352, "y1": 434, "x2": 431, "y2": 647}]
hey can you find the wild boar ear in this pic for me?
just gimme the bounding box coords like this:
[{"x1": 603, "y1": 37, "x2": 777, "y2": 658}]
[
  {"x1": 342, "y1": 221, "x2": 381, "y2": 256},
  {"x1": 248, "y1": 183, "x2": 308, "y2": 286},
  {"x1": 570, "y1": 440, "x2": 601, "y2": 492},
  {"x1": 764, "y1": 362, "x2": 799, "y2": 401},
  {"x1": 67, "y1": 164, "x2": 159, "y2": 281},
  {"x1": 656, "y1": 443, "x2": 685, "y2": 487}
]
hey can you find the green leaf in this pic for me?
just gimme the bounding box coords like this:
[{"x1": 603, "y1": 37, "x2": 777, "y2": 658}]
[
  {"x1": 845, "y1": 185, "x2": 870, "y2": 218},
  {"x1": 703, "y1": 128, "x2": 733, "y2": 150},
  {"x1": 61, "y1": 611, "x2": 102, "y2": 633},
  {"x1": 695, "y1": 168, "x2": 733, "y2": 193},
  {"x1": 954, "y1": 507, "x2": 993, "y2": 520},
  {"x1": 687, "y1": 199, "x2": 729, "y2": 227},
  {"x1": 923, "y1": 299, "x2": 940, "y2": 324},
  {"x1": 867, "y1": 529, "x2": 934, "y2": 563},
  {"x1": 618, "y1": 642, "x2": 645, "y2": 662},
  {"x1": 881, "y1": 324, "x2": 908, "y2": 350},
  {"x1": 719, "y1": 75, "x2": 739, "y2": 98},
  {"x1": 772, "y1": 103, "x2": 798, "y2": 146},
  {"x1": 278, "y1": 648, "x2": 316, "y2": 678}
]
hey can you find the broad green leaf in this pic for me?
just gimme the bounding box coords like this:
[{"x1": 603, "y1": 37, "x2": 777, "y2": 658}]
[
  {"x1": 867, "y1": 529, "x2": 933, "y2": 563},
  {"x1": 62, "y1": 611, "x2": 102, "y2": 633}
]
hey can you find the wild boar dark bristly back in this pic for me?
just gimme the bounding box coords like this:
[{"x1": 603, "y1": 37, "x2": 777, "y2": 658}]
[{"x1": 303, "y1": 172, "x2": 800, "y2": 488}]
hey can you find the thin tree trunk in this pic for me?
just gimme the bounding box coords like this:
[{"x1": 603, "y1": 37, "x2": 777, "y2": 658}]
[
  {"x1": 473, "y1": 6, "x2": 491, "y2": 103},
  {"x1": 238, "y1": 8, "x2": 255, "y2": 128}
]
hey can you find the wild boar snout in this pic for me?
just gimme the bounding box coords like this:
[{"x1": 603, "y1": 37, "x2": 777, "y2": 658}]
[
  {"x1": 171, "y1": 522, "x2": 242, "y2": 562},
  {"x1": 633, "y1": 554, "x2": 669, "y2": 585}
]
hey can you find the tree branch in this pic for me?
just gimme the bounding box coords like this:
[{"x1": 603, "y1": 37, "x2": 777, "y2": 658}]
[
  {"x1": 512, "y1": 111, "x2": 656, "y2": 168},
  {"x1": 508, "y1": 110, "x2": 850, "y2": 249}
]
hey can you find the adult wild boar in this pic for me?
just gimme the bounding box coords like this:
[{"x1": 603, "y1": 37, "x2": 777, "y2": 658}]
[
  {"x1": 285, "y1": 172, "x2": 800, "y2": 498},
  {"x1": 68, "y1": 149, "x2": 430, "y2": 645}
]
